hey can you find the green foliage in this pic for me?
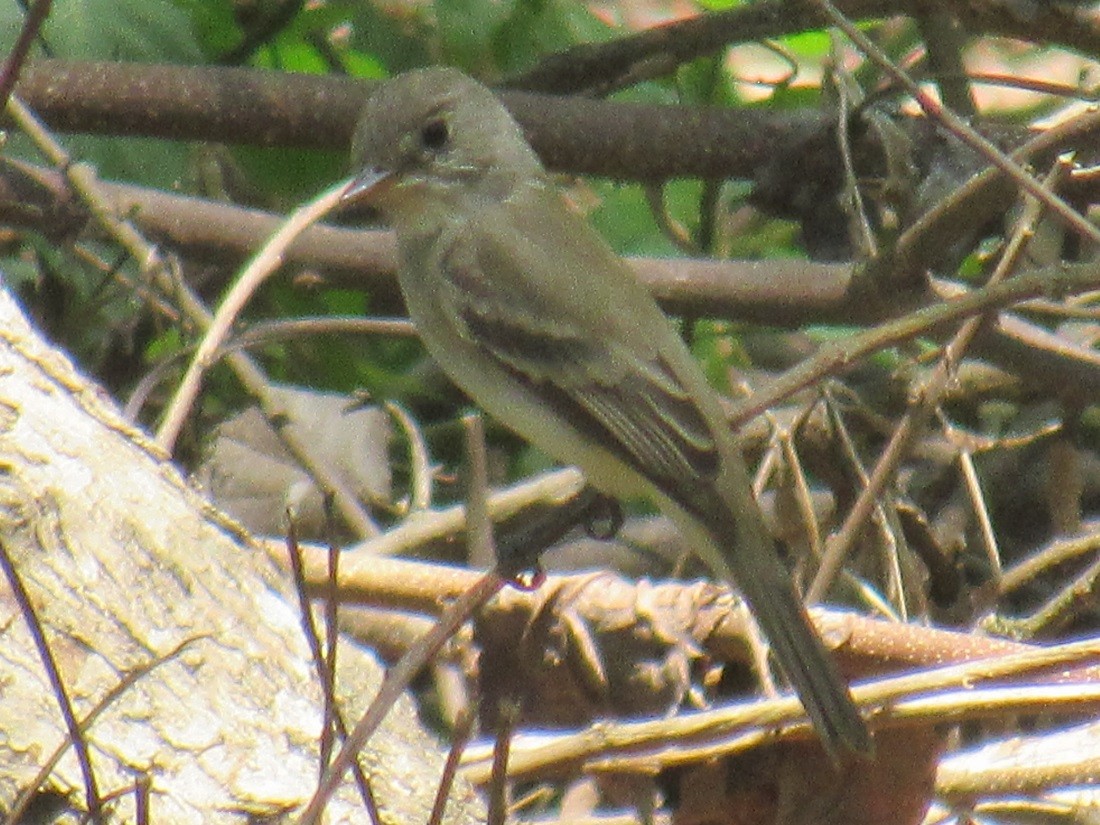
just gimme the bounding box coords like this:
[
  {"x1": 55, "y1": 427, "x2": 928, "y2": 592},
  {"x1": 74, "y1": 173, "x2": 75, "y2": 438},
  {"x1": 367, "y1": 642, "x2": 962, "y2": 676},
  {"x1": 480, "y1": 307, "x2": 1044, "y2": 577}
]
[
  {"x1": 1, "y1": 0, "x2": 808, "y2": 490},
  {"x1": 0, "y1": 0, "x2": 847, "y2": 495},
  {"x1": 345, "y1": 3, "x2": 431, "y2": 74},
  {"x1": 27, "y1": 0, "x2": 203, "y2": 62},
  {"x1": 0, "y1": 0, "x2": 200, "y2": 183},
  {"x1": 172, "y1": 0, "x2": 241, "y2": 57},
  {"x1": 489, "y1": 0, "x2": 611, "y2": 75},
  {"x1": 413, "y1": 0, "x2": 613, "y2": 78}
]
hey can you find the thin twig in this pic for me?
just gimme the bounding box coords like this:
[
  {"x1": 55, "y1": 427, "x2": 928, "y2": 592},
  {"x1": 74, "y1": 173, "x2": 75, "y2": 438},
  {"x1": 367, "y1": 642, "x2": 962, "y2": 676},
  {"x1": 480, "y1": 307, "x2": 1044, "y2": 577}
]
[
  {"x1": 809, "y1": 160, "x2": 1069, "y2": 601},
  {"x1": 462, "y1": 634, "x2": 1100, "y2": 784},
  {"x1": 809, "y1": 0, "x2": 1100, "y2": 248},
  {"x1": 322, "y1": 498, "x2": 342, "y2": 778},
  {"x1": 989, "y1": 549, "x2": 1100, "y2": 641},
  {"x1": 915, "y1": 12, "x2": 976, "y2": 117},
  {"x1": 332, "y1": 467, "x2": 587, "y2": 563},
  {"x1": 957, "y1": 441, "x2": 1002, "y2": 581},
  {"x1": 6, "y1": 93, "x2": 381, "y2": 537},
  {"x1": 427, "y1": 701, "x2": 478, "y2": 825},
  {"x1": 296, "y1": 410, "x2": 522, "y2": 821},
  {"x1": 2, "y1": 636, "x2": 203, "y2": 825},
  {"x1": 0, "y1": 536, "x2": 101, "y2": 818},
  {"x1": 487, "y1": 699, "x2": 520, "y2": 825},
  {"x1": 156, "y1": 179, "x2": 348, "y2": 452},
  {"x1": 387, "y1": 401, "x2": 434, "y2": 515},
  {"x1": 220, "y1": 0, "x2": 305, "y2": 65},
  {"x1": 296, "y1": 569, "x2": 505, "y2": 824},
  {"x1": 998, "y1": 528, "x2": 1100, "y2": 597},
  {"x1": 729, "y1": 260, "x2": 1100, "y2": 431},
  {"x1": 0, "y1": 0, "x2": 51, "y2": 110},
  {"x1": 285, "y1": 516, "x2": 380, "y2": 820}
]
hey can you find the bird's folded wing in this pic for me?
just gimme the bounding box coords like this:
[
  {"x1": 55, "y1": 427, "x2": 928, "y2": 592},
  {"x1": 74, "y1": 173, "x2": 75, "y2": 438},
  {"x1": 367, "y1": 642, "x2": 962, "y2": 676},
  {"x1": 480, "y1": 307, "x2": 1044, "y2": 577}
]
[{"x1": 438, "y1": 216, "x2": 721, "y2": 493}]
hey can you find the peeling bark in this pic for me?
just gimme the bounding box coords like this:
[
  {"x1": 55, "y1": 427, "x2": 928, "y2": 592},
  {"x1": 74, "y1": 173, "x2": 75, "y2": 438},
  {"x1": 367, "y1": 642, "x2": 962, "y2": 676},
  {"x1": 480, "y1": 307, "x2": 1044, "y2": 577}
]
[{"x1": 0, "y1": 289, "x2": 481, "y2": 824}]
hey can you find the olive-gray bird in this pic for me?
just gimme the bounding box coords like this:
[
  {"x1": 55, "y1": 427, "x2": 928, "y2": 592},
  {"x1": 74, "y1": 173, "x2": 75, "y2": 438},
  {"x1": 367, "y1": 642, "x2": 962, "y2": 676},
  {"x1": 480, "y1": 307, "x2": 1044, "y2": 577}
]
[{"x1": 343, "y1": 66, "x2": 871, "y2": 758}]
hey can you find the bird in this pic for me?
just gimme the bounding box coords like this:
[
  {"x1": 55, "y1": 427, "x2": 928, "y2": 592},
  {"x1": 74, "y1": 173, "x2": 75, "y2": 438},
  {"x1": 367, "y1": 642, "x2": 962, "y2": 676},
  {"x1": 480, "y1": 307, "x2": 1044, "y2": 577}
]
[{"x1": 342, "y1": 66, "x2": 871, "y2": 758}]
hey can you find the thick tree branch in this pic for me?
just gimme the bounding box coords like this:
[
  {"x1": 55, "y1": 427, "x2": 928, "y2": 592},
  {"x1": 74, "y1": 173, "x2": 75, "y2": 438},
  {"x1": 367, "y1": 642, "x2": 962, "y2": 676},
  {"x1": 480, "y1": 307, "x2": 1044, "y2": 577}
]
[
  {"x1": 507, "y1": 0, "x2": 1100, "y2": 93},
  {"x1": 2, "y1": 158, "x2": 1100, "y2": 400},
  {"x1": 10, "y1": 59, "x2": 830, "y2": 182}
]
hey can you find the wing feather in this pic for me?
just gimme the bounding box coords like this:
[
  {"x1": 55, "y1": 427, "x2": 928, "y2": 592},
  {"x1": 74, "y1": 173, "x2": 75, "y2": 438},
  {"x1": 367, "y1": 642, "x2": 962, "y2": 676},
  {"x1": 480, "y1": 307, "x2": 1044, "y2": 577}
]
[{"x1": 452, "y1": 275, "x2": 721, "y2": 492}]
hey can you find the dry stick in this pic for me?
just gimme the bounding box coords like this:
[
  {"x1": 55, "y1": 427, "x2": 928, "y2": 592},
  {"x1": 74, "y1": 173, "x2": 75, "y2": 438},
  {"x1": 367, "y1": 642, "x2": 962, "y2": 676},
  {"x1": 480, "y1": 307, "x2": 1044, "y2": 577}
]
[
  {"x1": 888, "y1": 104, "x2": 1100, "y2": 287},
  {"x1": 9, "y1": 138, "x2": 1100, "y2": 393},
  {"x1": 777, "y1": 416, "x2": 826, "y2": 561},
  {"x1": 230, "y1": 316, "x2": 416, "y2": 350},
  {"x1": 728, "y1": 260, "x2": 1100, "y2": 432},
  {"x1": 427, "y1": 701, "x2": 479, "y2": 825},
  {"x1": 808, "y1": 0, "x2": 1100, "y2": 249},
  {"x1": 330, "y1": 467, "x2": 587, "y2": 564},
  {"x1": 286, "y1": 520, "x2": 334, "y2": 771},
  {"x1": 0, "y1": 536, "x2": 101, "y2": 818},
  {"x1": 808, "y1": 161, "x2": 1068, "y2": 601},
  {"x1": 488, "y1": 699, "x2": 521, "y2": 825},
  {"x1": 603, "y1": 687, "x2": 1100, "y2": 778},
  {"x1": 819, "y1": 388, "x2": 898, "y2": 606},
  {"x1": 999, "y1": 530, "x2": 1100, "y2": 597},
  {"x1": 644, "y1": 184, "x2": 695, "y2": 254},
  {"x1": 1, "y1": 637, "x2": 203, "y2": 825},
  {"x1": 591, "y1": 683, "x2": 1100, "y2": 778},
  {"x1": 937, "y1": 703, "x2": 1100, "y2": 798},
  {"x1": 505, "y1": 0, "x2": 1100, "y2": 95},
  {"x1": 956, "y1": 439, "x2": 1002, "y2": 581},
  {"x1": 156, "y1": 179, "x2": 349, "y2": 452},
  {"x1": 386, "y1": 400, "x2": 434, "y2": 514},
  {"x1": 0, "y1": 0, "x2": 51, "y2": 110},
  {"x1": 968, "y1": 72, "x2": 1100, "y2": 102},
  {"x1": 462, "y1": 634, "x2": 1100, "y2": 784},
  {"x1": 296, "y1": 418, "x2": 509, "y2": 824},
  {"x1": 992, "y1": 550, "x2": 1100, "y2": 640},
  {"x1": 916, "y1": 12, "x2": 977, "y2": 118},
  {"x1": 4, "y1": 94, "x2": 378, "y2": 538},
  {"x1": 462, "y1": 412, "x2": 516, "y2": 825},
  {"x1": 9, "y1": 147, "x2": 1100, "y2": 368},
  {"x1": 285, "y1": 517, "x2": 379, "y2": 820},
  {"x1": 830, "y1": 32, "x2": 879, "y2": 260},
  {"x1": 7, "y1": 95, "x2": 161, "y2": 273},
  {"x1": 827, "y1": 387, "x2": 910, "y2": 620},
  {"x1": 321, "y1": 501, "x2": 342, "y2": 782},
  {"x1": 124, "y1": 315, "x2": 416, "y2": 421},
  {"x1": 294, "y1": 594, "x2": 505, "y2": 823},
  {"x1": 986, "y1": 443, "x2": 1100, "y2": 639}
]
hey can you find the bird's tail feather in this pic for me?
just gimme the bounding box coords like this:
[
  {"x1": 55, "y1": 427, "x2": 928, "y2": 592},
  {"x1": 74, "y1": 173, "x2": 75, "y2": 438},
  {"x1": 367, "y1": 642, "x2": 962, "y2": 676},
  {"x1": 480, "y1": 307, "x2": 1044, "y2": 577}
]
[
  {"x1": 683, "y1": 484, "x2": 873, "y2": 759},
  {"x1": 732, "y1": 545, "x2": 873, "y2": 759}
]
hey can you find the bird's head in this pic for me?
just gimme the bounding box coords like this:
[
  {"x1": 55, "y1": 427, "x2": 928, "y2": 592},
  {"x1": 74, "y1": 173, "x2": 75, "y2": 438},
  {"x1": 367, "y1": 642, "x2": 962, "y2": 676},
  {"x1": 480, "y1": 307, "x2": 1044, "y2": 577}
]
[{"x1": 343, "y1": 67, "x2": 543, "y2": 215}]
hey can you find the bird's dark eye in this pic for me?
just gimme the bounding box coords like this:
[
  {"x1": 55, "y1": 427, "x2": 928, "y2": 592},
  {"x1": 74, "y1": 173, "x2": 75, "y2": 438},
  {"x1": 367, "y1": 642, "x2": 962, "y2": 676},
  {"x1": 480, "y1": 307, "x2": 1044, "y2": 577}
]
[{"x1": 419, "y1": 118, "x2": 450, "y2": 152}]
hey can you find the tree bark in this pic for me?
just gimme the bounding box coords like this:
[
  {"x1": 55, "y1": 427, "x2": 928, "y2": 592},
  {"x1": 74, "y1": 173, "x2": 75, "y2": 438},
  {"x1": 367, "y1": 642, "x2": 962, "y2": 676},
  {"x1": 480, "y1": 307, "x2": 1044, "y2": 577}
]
[{"x1": 0, "y1": 288, "x2": 481, "y2": 823}]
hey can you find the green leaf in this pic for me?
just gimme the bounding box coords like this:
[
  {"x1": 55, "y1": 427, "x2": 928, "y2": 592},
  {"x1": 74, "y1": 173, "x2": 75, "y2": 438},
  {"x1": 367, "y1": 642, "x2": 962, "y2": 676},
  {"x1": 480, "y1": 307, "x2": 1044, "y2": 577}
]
[
  {"x1": 492, "y1": 0, "x2": 611, "y2": 75},
  {"x1": 172, "y1": 0, "x2": 241, "y2": 57},
  {"x1": 345, "y1": 2, "x2": 430, "y2": 74},
  {"x1": 27, "y1": 0, "x2": 204, "y2": 62},
  {"x1": 436, "y1": 0, "x2": 509, "y2": 73}
]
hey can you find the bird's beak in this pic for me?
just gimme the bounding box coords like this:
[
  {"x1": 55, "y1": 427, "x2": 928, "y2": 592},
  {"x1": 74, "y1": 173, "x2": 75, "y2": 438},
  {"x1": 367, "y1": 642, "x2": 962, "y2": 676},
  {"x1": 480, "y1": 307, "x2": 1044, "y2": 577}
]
[{"x1": 341, "y1": 167, "x2": 395, "y2": 206}]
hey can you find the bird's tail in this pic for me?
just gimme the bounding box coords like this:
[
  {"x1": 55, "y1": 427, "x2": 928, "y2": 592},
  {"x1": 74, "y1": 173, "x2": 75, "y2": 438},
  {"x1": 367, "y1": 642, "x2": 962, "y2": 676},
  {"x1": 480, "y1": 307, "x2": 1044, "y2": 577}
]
[
  {"x1": 729, "y1": 535, "x2": 872, "y2": 759},
  {"x1": 684, "y1": 476, "x2": 873, "y2": 759}
]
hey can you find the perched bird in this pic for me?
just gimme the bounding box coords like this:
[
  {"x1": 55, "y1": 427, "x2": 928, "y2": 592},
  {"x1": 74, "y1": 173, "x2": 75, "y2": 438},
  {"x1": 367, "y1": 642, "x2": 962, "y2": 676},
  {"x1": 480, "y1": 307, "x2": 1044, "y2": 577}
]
[{"x1": 343, "y1": 66, "x2": 871, "y2": 758}]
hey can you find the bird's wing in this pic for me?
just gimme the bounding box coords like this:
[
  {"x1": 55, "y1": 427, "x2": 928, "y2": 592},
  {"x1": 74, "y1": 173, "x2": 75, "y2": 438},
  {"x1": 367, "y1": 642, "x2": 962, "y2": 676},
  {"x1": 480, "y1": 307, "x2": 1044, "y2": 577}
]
[
  {"x1": 437, "y1": 192, "x2": 722, "y2": 495},
  {"x1": 435, "y1": 193, "x2": 873, "y2": 759}
]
